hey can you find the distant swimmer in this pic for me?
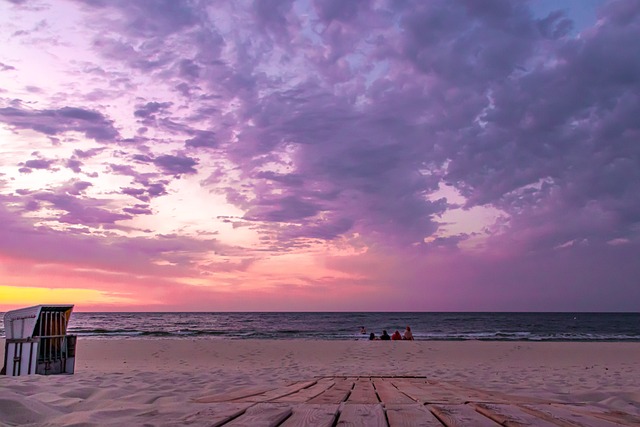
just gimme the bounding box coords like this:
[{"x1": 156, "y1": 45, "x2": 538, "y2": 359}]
[{"x1": 360, "y1": 326, "x2": 367, "y2": 334}]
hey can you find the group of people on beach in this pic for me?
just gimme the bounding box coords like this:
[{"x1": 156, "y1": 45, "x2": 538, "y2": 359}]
[{"x1": 360, "y1": 326, "x2": 414, "y2": 340}]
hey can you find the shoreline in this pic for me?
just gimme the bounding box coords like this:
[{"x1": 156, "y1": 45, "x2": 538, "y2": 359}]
[{"x1": 1, "y1": 339, "x2": 639, "y2": 425}]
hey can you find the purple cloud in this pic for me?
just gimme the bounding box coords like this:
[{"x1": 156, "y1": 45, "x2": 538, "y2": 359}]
[
  {"x1": 152, "y1": 154, "x2": 198, "y2": 176},
  {"x1": 23, "y1": 158, "x2": 55, "y2": 170},
  {"x1": 65, "y1": 159, "x2": 83, "y2": 173},
  {"x1": 313, "y1": 0, "x2": 368, "y2": 23},
  {"x1": 0, "y1": 61, "x2": 16, "y2": 71},
  {"x1": 123, "y1": 204, "x2": 152, "y2": 215},
  {"x1": 109, "y1": 163, "x2": 138, "y2": 176},
  {"x1": 5, "y1": 0, "x2": 638, "y2": 253},
  {"x1": 185, "y1": 130, "x2": 217, "y2": 148},
  {"x1": 0, "y1": 105, "x2": 120, "y2": 142},
  {"x1": 32, "y1": 191, "x2": 131, "y2": 226},
  {"x1": 63, "y1": 180, "x2": 92, "y2": 195},
  {"x1": 120, "y1": 182, "x2": 168, "y2": 202},
  {"x1": 73, "y1": 148, "x2": 105, "y2": 159},
  {"x1": 0, "y1": 195, "x2": 225, "y2": 281},
  {"x1": 2, "y1": 0, "x2": 640, "y2": 310},
  {"x1": 146, "y1": 183, "x2": 167, "y2": 197},
  {"x1": 134, "y1": 101, "x2": 172, "y2": 119},
  {"x1": 245, "y1": 195, "x2": 322, "y2": 223},
  {"x1": 253, "y1": 0, "x2": 295, "y2": 40}
]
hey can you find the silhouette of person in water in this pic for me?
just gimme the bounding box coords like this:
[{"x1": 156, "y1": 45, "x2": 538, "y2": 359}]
[
  {"x1": 380, "y1": 330, "x2": 391, "y2": 340},
  {"x1": 369, "y1": 332, "x2": 377, "y2": 340}
]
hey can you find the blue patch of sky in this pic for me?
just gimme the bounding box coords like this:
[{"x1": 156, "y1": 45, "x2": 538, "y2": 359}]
[
  {"x1": 293, "y1": 0, "x2": 323, "y2": 45},
  {"x1": 529, "y1": 0, "x2": 606, "y2": 35}
]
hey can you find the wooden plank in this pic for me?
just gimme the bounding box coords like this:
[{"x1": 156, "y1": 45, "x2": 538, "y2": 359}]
[
  {"x1": 271, "y1": 378, "x2": 336, "y2": 403},
  {"x1": 223, "y1": 403, "x2": 292, "y2": 427},
  {"x1": 429, "y1": 404, "x2": 500, "y2": 427},
  {"x1": 441, "y1": 382, "x2": 547, "y2": 404},
  {"x1": 347, "y1": 378, "x2": 379, "y2": 404},
  {"x1": 337, "y1": 404, "x2": 387, "y2": 427},
  {"x1": 390, "y1": 379, "x2": 465, "y2": 404},
  {"x1": 520, "y1": 404, "x2": 625, "y2": 427},
  {"x1": 279, "y1": 404, "x2": 339, "y2": 427},
  {"x1": 307, "y1": 379, "x2": 355, "y2": 404},
  {"x1": 373, "y1": 379, "x2": 416, "y2": 405},
  {"x1": 556, "y1": 404, "x2": 640, "y2": 427},
  {"x1": 473, "y1": 403, "x2": 560, "y2": 427},
  {"x1": 181, "y1": 403, "x2": 252, "y2": 427},
  {"x1": 195, "y1": 386, "x2": 276, "y2": 403},
  {"x1": 385, "y1": 404, "x2": 443, "y2": 427},
  {"x1": 242, "y1": 381, "x2": 317, "y2": 403}
]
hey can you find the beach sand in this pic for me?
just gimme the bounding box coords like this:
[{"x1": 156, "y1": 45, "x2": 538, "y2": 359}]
[{"x1": 1, "y1": 339, "x2": 639, "y2": 426}]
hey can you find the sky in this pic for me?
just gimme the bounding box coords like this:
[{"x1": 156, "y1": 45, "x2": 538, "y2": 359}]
[{"x1": 0, "y1": 0, "x2": 639, "y2": 312}]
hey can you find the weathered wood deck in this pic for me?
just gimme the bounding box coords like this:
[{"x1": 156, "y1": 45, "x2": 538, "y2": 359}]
[{"x1": 192, "y1": 376, "x2": 639, "y2": 426}]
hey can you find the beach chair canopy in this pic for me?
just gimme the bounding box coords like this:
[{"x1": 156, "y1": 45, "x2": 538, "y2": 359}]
[{"x1": 3, "y1": 304, "x2": 74, "y2": 339}]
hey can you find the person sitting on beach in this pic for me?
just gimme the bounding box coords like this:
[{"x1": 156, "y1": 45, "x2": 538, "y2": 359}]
[
  {"x1": 380, "y1": 330, "x2": 391, "y2": 340},
  {"x1": 391, "y1": 330, "x2": 402, "y2": 340},
  {"x1": 369, "y1": 332, "x2": 377, "y2": 340},
  {"x1": 403, "y1": 326, "x2": 414, "y2": 340}
]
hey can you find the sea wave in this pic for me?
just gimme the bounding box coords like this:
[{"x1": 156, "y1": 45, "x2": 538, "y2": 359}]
[{"x1": 3, "y1": 312, "x2": 639, "y2": 342}]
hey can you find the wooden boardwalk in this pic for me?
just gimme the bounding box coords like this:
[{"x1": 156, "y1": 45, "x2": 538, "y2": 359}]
[{"x1": 192, "y1": 376, "x2": 639, "y2": 426}]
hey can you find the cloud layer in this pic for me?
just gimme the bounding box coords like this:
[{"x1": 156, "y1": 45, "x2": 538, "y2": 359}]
[{"x1": 0, "y1": 0, "x2": 639, "y2": 311}]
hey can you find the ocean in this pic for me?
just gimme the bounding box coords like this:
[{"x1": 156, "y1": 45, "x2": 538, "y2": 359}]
[{"x1": 2, "y1": 312, "x2": 639, "y2": 341}]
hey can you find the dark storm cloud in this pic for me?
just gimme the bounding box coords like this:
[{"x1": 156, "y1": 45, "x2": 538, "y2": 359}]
[{"x1": 0, "y1": 105, "x2": 120, "y2": 142}]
